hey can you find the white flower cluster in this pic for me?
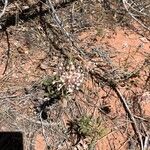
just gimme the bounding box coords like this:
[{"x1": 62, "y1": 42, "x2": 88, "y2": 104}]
[{"x1": 58, "y1": 62, "x2": 84, "y2": 93}]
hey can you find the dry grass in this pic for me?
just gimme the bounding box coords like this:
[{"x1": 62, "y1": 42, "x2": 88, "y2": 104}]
[{"x1": 0, "y1": 0, "x2": 150, "y2": 150}]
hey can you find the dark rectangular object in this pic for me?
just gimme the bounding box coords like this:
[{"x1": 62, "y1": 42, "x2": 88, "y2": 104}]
[{"x1": 0, "y1": 132, "x2": 23, "y2": 150}]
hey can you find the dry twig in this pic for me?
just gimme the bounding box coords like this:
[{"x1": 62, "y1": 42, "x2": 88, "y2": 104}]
[
  {"x1": 46, "y1": 0, "x2": 85, "y2": 56},
  {"x1": 122, "y1": 0, "x2": 150, "y2": 31},
  {"x1": 39, "y1": 111, "x2": 50, "y2": 149},
  {"x1": 90, "y1": 71, "x2": 145, "y2": 150},
  {"x1": 0, "y1": 0, "x2": 8, "y2": 19}
]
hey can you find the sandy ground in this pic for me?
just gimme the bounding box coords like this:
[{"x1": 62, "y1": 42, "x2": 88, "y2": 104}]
[{"x1": 0, "y1": 23, "x2": 150, "y2": 150}]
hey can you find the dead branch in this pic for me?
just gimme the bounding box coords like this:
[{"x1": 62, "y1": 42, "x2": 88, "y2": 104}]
[
  {"x1": 0, "y1": 0, "x2": 8, "y2": 19},
  {"x1": 113, "y1": 87, "x2": 144, "y2": 150},
  {"x1": 39, "y1": 110, "x2": 50, "y2": 149},
  {"x1": 0, "y1": 0, "x2": 77, "y2": 30},
  {"x1": 46, "y1": 0, "x2": 85, "y2": 56},
  {"x1": 122, "y1": 0, "x2": 150, "y2": 31},
  {"x1": 90, "y1": 71, "x2": 145, "y2": 150},
  {"x1": 2, "y1": 29, "x2": 11, "y2": 75}
]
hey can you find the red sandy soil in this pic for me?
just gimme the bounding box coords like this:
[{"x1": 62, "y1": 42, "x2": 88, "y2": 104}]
[
  {"x1": 0, "y1": 26, "x2": 149, "y2": 150},
  {"x1": 29, "y1": 27, "x2": 149, "y2": 150},
  {"x1": 82, "y1": 27, "x2": 149, "y2": 150}
]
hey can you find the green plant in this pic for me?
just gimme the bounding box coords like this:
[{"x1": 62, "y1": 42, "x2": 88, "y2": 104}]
[
  {"x1": 96, "y1": 27, "x2": 105, "y2": 37},
  {"x1": 42, "y1": 75, "x2": 67, "y2": 99},
  {"x1": 79, "y1": 116, "x2": 105, "y2": 137},
  {"x1": 67, "y1": 115, "x2": 107, "y2": 149}
]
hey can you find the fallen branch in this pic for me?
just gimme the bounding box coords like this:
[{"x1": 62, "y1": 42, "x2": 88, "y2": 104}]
[
  {"x1": 0, "y1": 0, "x2": 8, "y2": 19},
  {"x1": 46, "y1": 0, "x2": 85, "y2": 56},
  {"x1": 90, "y1": 71, "x2": 144, "y2": 150},
  {"x1": 122, "y1": 0, "x2": 150, "y2": 31},
  {"x1": 39, "y1": 110, "x2": 50, "y2": 149},
  {"x1": 0, "y1": 0, "x2": 77, "y2": 30},
  {"x1": 113, "y1": 87, "x2": 144, "y2": 150},
  {"x1": 2, "y1": 29, "x2": 11, "y2": 75}
]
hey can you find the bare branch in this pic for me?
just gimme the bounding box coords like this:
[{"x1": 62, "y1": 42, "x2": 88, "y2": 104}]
[
  {"x1": 90, "y1": 70, "x2": 144, "y2": 150},
  {"x1": 122, "y1": 0, "x2": 150, "y2": 31},
  {"x1": 39, "y1": 111, "x2": 50, "y2": 149},
  {"x1": 113, "y1": 87, "x2": 144, "y2": 150},
  {"x1": 46, "y1": 0, "x2": 85, "y2": 56},
  {"x1": 0, "y1": 0, "x2": 8, "y2": 19}
]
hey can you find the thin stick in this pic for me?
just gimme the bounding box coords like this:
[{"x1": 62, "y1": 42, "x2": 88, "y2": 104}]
[
  {"x1": 90, "y1": 71, "x2": 144, "y2": 150},
  {"x1": 122, "y1": 0, "x2": 150, "y2": 31},
  {"x1": 46, "y1": 0, "x2": 85, "y2": 56},
  {"x1": 112, "y1": 87, "x2": 144, "y2": 150},
  {"x1": 0, "y1": 0, "x2": 8, "y2": 19},
  {"x1": 39, "y1": 111, "x2": 50, "y2": 149},
  {"x1": 143, "y1": 136, "x2": 149, "y2": 150},
  {"x1": 3, "y1": 29, "x2": 11, "y2": 75}
]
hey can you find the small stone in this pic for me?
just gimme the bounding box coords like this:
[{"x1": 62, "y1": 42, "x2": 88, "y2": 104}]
[{"x1": 40, "y1": 62, "x2": 48, "y2": 70}]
